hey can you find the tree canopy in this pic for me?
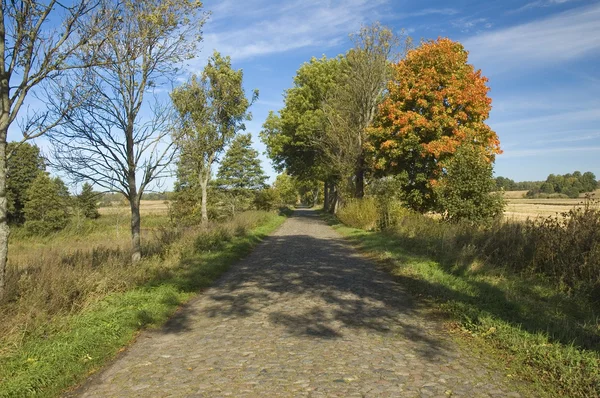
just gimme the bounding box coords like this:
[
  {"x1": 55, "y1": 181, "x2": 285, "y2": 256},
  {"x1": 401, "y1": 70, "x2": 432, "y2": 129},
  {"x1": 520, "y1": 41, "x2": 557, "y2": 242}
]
[{"x1": 369, "y1": 38, "x2": 501, "y2": 212}]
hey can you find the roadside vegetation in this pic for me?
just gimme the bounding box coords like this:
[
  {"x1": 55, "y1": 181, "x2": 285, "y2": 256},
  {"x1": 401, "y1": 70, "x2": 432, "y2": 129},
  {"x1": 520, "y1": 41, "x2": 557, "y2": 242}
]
[
  {"x1": 0, "y1": 208, "x2": 285, "y2": 397},
  {"x1": 330, "y1": 196, "x2": 600, "y2": 397}
]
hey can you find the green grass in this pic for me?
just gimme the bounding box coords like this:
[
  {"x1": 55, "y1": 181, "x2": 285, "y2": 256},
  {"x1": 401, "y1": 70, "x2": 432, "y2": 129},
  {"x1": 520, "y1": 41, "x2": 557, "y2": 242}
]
[
  {"x1": 326, "y1": 215, "x2": 600, "y2": 398},
  {"x1": 0, "y1": 213, "x2": 286, "y2": 398}
]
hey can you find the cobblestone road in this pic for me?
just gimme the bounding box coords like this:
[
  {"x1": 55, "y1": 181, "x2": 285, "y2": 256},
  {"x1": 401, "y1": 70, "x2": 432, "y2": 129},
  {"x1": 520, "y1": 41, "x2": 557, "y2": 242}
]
[{"x1": 73, "y1": 209, "x2": 523, "y2": 397}]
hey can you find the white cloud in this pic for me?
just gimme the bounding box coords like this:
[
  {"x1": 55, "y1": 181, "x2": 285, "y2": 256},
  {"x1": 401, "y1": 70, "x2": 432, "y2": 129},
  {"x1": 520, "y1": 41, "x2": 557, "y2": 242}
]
[
  {"x1": 198, "y1": 0, "x2": 389, "y2": 62},
  {"x1": 464, "y1": 3, "x2": 600, "y2": 73}
]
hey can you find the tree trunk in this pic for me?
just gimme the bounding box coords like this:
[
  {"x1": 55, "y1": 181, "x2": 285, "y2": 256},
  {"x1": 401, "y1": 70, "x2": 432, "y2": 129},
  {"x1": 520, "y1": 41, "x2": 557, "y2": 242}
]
[
  {"x1": 328, "y1": 183, "x2": 338, "y2": 214},
  {"x1": 0, "y1": 136, "x2": 8, "y2": 300},
  {"x1": 200, "y1": 176, "x2": 208, "y2": 226},
  {"x1": 355, "y1": 155, "x2": 365, "y2": 199},
  {"x1": 323, "y1": 181, "x2": 329, "y2": 212},
  {"x1": 130, "y1": 197, "x2": 141, "y2": 263}
]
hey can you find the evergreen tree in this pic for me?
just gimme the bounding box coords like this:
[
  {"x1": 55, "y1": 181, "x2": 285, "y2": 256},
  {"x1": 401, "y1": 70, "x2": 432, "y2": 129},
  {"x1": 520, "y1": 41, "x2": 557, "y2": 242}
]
[
  {"x1": 24, "y1": 174, "x2": 71, "y2": 234},
  {"x1": 77, "y1": 183, "x2": 100, "y2": 219},
  {"x1": 216, "y1": 134, "x2": 267, "y2": 192},
  {"x1": 6, "y1": 143, "x2": 45, "y2": 224}
]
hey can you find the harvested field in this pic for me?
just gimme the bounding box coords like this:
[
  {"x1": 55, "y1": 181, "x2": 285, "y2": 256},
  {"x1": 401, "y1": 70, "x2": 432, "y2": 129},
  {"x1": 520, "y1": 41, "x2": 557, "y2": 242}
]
[
  {"x1": 502, "y1": 189, "x2": 599, "y2": 221},
  {"x1": 99, "y1": 200, "x2": 170, "y2": 215}
]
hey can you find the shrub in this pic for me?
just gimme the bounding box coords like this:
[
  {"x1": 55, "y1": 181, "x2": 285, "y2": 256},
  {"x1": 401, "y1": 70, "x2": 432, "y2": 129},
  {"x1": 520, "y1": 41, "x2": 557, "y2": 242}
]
[
  {"x1": 23, "y1": 174, "x2": 71, "y2": 235},
  {"x1": 380, "y1": 197, "x2": 600, "y2": 294},
  {"x1": 436, "y1": 144, "x2": 505, "y2": 225},
  {"x1": 253, "y1": 187, "x2": 280, "y2": 211},
  {"x1": 337, "y1": 198, "x2": 379, "y2": 231}
]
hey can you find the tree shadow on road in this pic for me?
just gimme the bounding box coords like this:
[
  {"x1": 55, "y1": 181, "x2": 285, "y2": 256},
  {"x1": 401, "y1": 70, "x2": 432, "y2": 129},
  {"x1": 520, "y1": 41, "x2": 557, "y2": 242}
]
[{"x1": 163, "y1": 209, "x2": 453, "y2": 360}]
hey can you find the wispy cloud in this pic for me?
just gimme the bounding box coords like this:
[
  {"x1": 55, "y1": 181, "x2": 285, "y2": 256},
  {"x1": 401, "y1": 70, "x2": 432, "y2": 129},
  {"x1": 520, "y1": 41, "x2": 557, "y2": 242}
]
[
  {"x1": 509, "y1": 0, "x2": 579, "y2": 14},
  {"x1": 464, "y1": 3, "x2": 600, "y2": 73},
  {"x1": 199, "y1": 0, "x2": 389, "y2": 62},
  {"x1": 531, "y1": 130, "x2": 600, "y2": 144},
  {"x1": 501, "y1": 146, "x2": 600, "y2": 158},
  {"x1": 405, "y1": 8, "x2": 458, "y2": 17},
  {"x1": 492, "y1": 109, "x2": 600, "y2": 130},
  {"x1": 452, "y1": 17, "x2": 491, "y2": 32}
]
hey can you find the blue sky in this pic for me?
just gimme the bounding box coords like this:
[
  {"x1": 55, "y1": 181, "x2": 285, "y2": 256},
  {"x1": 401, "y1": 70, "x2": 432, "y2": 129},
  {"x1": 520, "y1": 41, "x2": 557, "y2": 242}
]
[{"x1": 190, "y1": 0, "x2": 600, "y2": 184}]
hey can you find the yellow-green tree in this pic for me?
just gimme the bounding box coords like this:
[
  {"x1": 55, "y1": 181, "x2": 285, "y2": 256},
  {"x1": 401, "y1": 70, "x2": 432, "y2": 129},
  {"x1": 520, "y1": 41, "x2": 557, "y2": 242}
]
[{"x1": 171, "y1": 52, "x2": 257, "y2": 225}]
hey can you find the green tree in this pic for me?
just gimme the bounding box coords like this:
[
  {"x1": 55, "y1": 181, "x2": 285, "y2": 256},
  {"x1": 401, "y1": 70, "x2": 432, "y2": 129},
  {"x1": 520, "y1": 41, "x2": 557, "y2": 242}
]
[
  {"x1": 172, "y1": 51, "x2": 257, "y2": 225},
  {"x1": 540, "y1": 182, "x2": 555, "y2": 194},
  {"x1": 77, "y1": 182, "x2": 100, "y2": 219},
  {"x1": 273, "y1": 173, "x2": 298, "y2": 205},
  {"x1": 253, "y1": 187, "x2": 279, "y2": 211},
  {"x1": 6, "y1": 143, "x2": 45, "y2": 224},
  {"x1": 215, "y1": 133, "x2": 267, "y2": 216},
  {"x1": 580, "y1": 172, "x2": 597, "y2": 193},
  {"x1": 24, "y1": 174, "x2": 71, "y2": 234},
  {"x1": 260, "y1": 56, "x2": 342, "y2": 211},
  {"x1": 216, "y1": 133, "x2": 267, "y2": 191},
  {"x1": 321, "y1": 23, "x2": 405, "y2": 199},
  {"x1": 436, "y1": 145, "x2": 504, "y2": 224}
]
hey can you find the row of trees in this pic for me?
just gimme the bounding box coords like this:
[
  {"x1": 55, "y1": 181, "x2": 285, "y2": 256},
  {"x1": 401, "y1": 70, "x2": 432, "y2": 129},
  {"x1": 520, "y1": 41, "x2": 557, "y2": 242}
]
[
  {"x1": 7, "y1": 143, "x2": 99, "y2": 234},
  {"x1": 261, "y1": 24, "x2": 503, "y2": 221},
  {"x1": 527, "y1": 171, "x2": 597, "y2": 198},
  {"x1": 494, "y1": 177, "x2": 544, "y2": 192}
]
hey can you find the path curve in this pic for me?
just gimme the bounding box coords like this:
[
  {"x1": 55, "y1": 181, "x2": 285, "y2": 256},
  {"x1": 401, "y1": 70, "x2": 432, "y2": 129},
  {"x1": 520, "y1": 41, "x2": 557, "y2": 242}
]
[{"x1": 73, "y1": 209, "x2": 522, "y2": 398}]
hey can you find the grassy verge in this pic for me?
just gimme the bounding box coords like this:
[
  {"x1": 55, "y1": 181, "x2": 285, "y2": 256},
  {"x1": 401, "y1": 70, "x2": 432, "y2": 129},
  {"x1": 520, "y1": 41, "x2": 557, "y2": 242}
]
[
  {"x1": 0, "y1": 212, "x2": 286, "y2": 398},
  {"x1": 325, "y1": 214, "x2": 599, "y2": 398}
]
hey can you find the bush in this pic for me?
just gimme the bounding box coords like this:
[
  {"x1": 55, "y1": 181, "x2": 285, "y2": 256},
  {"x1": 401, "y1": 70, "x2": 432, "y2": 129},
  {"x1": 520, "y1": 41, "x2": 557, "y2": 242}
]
[
  {"x1": 253, "y1": 187, "x2": 279, "y2": 211},
  {"x1": 337, "y1": 198, "x2": 379, "y2": 231},
  {"x1": 23, "y1": 174, "x2": 71, "y2": 235},
  {"x1": 436, "y1": 145, "x2": 505, "y2": 225}
]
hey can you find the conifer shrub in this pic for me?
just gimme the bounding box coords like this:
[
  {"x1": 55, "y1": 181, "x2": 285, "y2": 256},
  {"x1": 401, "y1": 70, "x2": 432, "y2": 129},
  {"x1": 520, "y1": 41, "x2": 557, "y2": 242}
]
[{"x1": 23, "y1": 174, "x2": 71, "y2": 235}]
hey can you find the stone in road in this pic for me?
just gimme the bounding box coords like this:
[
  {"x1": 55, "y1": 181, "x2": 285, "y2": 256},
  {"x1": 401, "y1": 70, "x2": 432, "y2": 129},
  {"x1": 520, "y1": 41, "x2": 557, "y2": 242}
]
[{"x1": 74, "y1": 209, "x2": 522, "y2": 398}]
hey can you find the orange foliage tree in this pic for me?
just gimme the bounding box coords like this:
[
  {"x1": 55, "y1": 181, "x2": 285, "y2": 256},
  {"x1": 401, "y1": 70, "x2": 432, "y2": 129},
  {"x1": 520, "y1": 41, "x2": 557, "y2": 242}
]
[{"x1": 368, "y1": 38, "x2": 501, "y2": 212}]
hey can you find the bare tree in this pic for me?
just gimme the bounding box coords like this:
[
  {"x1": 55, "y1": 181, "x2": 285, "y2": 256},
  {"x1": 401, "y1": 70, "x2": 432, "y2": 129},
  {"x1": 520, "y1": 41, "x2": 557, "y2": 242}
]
[
  {"x1": 0, "y1": 0, "x2": 116, "y2": 299},
  {"x1": 49, "y1": 0, "x2": 207, "y2": 263}
]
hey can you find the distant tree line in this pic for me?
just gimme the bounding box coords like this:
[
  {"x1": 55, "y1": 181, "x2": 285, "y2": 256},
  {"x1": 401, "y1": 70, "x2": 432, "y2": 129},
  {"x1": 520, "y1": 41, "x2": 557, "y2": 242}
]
[
  {"x1": 494, "y1": 177, "x2": 543, "y2": 191},
  {"x1": 494, "y1": 172, "x2": 598, "y2": 198},
  {"x1": 527, "y1": 171, "x2": 598, "y2": 198}
]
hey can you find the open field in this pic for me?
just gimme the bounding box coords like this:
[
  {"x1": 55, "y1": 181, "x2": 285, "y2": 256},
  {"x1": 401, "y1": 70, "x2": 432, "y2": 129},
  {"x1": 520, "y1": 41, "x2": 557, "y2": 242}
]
[
  {"x1": 99, "y1": 200, "x2": 170, "y2": 216},
  {"x1": 502, "y1": 190, "x2": 599, "y2": 221}
]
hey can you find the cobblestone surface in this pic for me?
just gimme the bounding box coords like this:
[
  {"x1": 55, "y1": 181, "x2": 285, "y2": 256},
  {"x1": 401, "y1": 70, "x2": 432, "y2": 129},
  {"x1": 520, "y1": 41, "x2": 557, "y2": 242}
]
[{"x1": 73, "y1": 209, "x2": 524, "y2": 397}]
